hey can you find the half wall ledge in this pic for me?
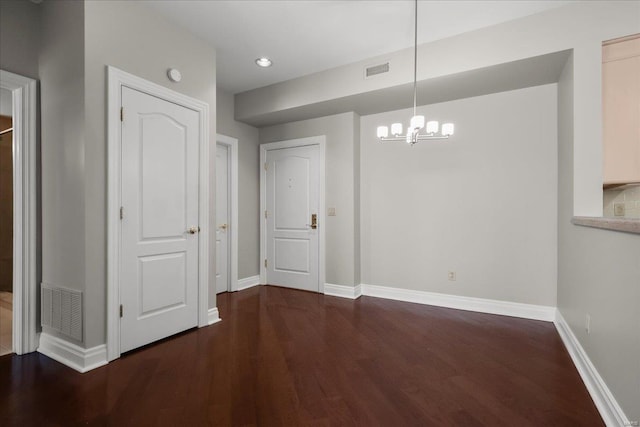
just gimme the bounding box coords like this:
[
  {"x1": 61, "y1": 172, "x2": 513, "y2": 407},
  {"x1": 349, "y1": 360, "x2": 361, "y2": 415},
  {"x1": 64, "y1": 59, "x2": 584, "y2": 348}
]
[{"x1": 572, "y1": 217, "x2": 640, "y2": 235}]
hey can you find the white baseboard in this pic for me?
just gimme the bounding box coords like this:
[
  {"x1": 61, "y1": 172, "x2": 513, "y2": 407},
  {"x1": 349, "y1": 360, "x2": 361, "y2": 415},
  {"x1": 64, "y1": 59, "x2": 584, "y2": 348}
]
[
  {"x1": 38, "y1": 333, "x2": 107, "y2": 373},
  {"x1": 208, "y1": 307, "x2": 221, "y2": 325},
  {"x1": 359, "y1": 284, "x2": 556, "y2": 322},
  {"x1": 236, "y1": 275, "x2": 260, "y2": 291},
  {"x1": 554, "y1": 311, "x2": 630, "y2": 427},
  {"x1": 324, "y1": 283, "x2": 362, "y2": 299}
]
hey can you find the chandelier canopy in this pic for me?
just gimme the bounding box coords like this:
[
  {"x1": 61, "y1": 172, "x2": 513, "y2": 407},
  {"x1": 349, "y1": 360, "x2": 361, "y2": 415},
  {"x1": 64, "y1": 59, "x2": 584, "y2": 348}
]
[{"x1": 377, "y1": 0, "x2": 455, "y2": 146}]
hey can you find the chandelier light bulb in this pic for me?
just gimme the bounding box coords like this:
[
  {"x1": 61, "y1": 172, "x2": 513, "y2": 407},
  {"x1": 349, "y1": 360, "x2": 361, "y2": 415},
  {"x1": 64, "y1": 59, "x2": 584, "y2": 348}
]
[
  {"x1": 374, "y1": 0, "x2": 455, "y2": 145},
  {"x1": 442, "y1": 123, "x2": 454, "y2": 136},
  {"x1": 377, "y1": 126, "x2": 389, "y2": 139},
  {"x1": 426, "y1": 121, "x2": 439, "y2": 134},
  {"x1": 410, "y1": 115, "x2": 425, "y2": 131},
  {"x1": 391, "y1": 123, "x2": 403, "y2": 136}
]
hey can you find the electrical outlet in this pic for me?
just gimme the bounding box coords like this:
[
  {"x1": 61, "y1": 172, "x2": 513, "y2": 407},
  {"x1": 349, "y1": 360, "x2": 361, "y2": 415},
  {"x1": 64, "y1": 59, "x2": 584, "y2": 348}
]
[
  {"x1": 328, "y1": 207, "x2": 336, "y2": 216},
  {"x1": 585, "y1": 314, "x2": 591, "y2": 334},
  {"x1": 614, "y1": 203, "x2": 625, "y2": 217},
  {"x1": 448, "y1": 271, "x2": 456, "y2": 281}
]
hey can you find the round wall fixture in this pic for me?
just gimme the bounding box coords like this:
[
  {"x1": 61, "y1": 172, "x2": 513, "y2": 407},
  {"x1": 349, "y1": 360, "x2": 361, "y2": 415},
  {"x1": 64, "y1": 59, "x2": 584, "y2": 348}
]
[{"x1": 167, "y1": 68, "x2": 182, "y2": 82}]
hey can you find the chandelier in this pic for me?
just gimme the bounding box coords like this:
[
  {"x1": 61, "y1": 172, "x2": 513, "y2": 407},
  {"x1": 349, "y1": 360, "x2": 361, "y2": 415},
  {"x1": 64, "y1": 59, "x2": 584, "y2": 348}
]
[{"x1": 377, "y1": 0, "x2": 454, "y2": 145}]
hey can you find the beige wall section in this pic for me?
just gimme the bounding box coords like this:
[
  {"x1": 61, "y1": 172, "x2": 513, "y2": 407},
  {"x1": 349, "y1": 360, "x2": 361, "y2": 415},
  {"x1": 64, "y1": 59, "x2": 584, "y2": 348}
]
[
  {"x1": 39, "y1": 0, "x2": 86, "y2": 327},
  {"x1": 216, "y1": 89, "x2": 260, "y2": 279},
  {"x1": 557, "y1": 56, "x2": 640, "y2": 422},
  {"x1": 361, "y1": 85, "x2": 558, "y2": 306},
  {"x1": 83, "y1": 0, "x2": 217, "y2": 347},
  {"x1": 0, "y1": 0, "x2": 40, "y2": 79},
  {"x1": 260, "y1": 112, "x2": 360, "y2": 287}
]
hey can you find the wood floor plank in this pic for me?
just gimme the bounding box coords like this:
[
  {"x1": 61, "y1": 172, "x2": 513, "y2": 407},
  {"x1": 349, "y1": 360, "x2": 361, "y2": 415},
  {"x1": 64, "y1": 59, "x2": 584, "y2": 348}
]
[{"x1": 0, "y1": 285, "x2": 604, "y2": 426}]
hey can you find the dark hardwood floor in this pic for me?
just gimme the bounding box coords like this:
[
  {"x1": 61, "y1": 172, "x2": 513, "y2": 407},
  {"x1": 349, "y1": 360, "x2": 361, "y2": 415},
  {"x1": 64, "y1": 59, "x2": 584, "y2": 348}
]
[{"x1": 1, "y1": 285, "x2": 602, "y2": 426}]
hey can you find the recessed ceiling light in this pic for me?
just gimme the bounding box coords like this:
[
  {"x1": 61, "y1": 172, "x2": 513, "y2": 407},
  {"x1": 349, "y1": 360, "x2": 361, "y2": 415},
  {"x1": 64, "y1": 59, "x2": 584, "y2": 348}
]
[{"x1": 255, "y1": 57, "x2": 273, "y2": 68}]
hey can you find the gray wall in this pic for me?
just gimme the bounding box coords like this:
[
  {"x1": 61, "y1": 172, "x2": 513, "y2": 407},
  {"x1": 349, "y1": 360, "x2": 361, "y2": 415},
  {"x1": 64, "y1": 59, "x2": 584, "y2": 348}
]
[
  {"x1": 39, "y1": 0, "x2": 86, "y2": 344},
  {"x1": 558, "y1": 56, "x2": 640, "y2": 421},
  {"x1": 260, "y1": 112, "x2": 361, "y2": 287},
  {"x1": 0, "y1": 0, "x2": 40, "y2": 79},
  {"x1": 83, "y1": 0, "x2": 217, "y2": 347},
  {"x1": 216, "y1": 89, "x2": 260, "y2": 279},
  {"x1": 361, "y1": 85, "x2": 558, "y2": 305}
]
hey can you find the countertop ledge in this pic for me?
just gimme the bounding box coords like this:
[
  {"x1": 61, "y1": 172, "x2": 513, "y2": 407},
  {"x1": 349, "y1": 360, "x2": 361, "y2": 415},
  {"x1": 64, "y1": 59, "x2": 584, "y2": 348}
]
[{"x1": 572, "y1": 217, "x2": 640, "y2": 234}]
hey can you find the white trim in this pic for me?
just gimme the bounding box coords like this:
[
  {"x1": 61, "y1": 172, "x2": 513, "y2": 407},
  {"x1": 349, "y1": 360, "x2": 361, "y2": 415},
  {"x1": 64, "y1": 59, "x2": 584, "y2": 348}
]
[
  {"x1": 324, "y1": 283, "x2": 362, "y2": 299},
  {"x1": 207, "y1": 307, "x2": 221, "y2": 325},
  {"x1": 38, "y1": 333, "x2": 107, "y2": 373},
  {"x1": 237, "y1": 275, "x2": 261, "y2": 291},
  {"x1": 359, "y1": 284, "x2": 556, "y2": 322},
  {"x1": 0, "y1": 70, "x2": 38, "y2": 355},
  {"x1": 260, "y1": 136, "x2": 326, "y2": 293},
  {"x1": 554, "y1": 311, "x2": 630, "y2": 427},
  {"x1": 216, "y1": 134, "x2": 238, "y2": 292},
  {"x1": 107, "y1": 66, "x2": 210, "y2": 362}
]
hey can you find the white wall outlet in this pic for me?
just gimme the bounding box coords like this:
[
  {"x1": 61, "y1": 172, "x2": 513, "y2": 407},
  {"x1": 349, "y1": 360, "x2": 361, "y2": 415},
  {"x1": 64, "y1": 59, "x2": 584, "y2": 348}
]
[
  {"x1": 328, "y1": 207, "x2": 336, "y2": 216},
  {"x1": 448, "y1": 271, "x2": 456, "y2": 281},
  {"x1": 614, "y1": 203, "x2": 625, "y2": 216},
  {"x1": 585, "y1": 314, "x2": 591, "y2": 334}
]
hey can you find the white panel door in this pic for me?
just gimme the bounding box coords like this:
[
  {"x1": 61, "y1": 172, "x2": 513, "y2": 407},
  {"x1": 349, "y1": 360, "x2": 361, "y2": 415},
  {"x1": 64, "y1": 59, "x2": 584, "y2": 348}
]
[
  {"x1": 120, "y1": 86, "x2": 200, "y2": 353},
  {"x1": 266, "y1": 145, "x2": 319, "y2": 292},
  {"x1": 215, "y1": 143, "x2": 229, "y2": 294}
]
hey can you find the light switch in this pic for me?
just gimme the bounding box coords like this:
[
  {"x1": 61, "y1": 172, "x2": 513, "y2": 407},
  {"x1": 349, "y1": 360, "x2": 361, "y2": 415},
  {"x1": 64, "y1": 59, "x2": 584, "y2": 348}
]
[
  {"x1": 328, "y1": 207, "x2": 336, "y2": 216},
  {"x1": 614, "y1": 203, "x2": 625, "y2": 217}
]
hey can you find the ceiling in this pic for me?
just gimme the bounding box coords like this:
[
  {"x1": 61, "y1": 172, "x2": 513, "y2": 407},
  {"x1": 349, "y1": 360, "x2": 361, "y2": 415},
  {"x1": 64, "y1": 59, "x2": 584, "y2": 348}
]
[{"x1": 145, "y1": 1, "x2": 571, "y2": 94}]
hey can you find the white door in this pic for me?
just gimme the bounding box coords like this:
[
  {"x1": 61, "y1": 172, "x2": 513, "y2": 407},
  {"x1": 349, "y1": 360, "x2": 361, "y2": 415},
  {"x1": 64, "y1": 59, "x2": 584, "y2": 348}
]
[
  {"x1": 215, "y1": 143, "x2": 229, "y2": 294},
  {"x1": 120, "y1": 86, "x2": 200, "y2": 353},
  {"x1": 265, "y1": 145, "x2": 319, "y2": 292}
]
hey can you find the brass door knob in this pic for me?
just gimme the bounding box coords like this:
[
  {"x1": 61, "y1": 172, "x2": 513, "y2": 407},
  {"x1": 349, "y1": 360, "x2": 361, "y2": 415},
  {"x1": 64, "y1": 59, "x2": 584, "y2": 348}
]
[
  {"x1": 219, "y1": 224, "x2": 228, "y2": 230},
  {"x1": 188, "y1": 226, "x2": 199, "y2": 234}
]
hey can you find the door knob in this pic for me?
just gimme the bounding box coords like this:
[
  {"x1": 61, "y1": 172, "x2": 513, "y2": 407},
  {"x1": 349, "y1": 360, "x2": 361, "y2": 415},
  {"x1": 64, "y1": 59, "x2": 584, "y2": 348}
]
[
  {"x1": 219, "y1": 224, "x2": 227, "y2": 230},
  {"x1": 188, "y1": 226, "x2": 200, "y2": 234},
  {"x1": 310, "y1": 214, "x2": 317, "y2": 229}
]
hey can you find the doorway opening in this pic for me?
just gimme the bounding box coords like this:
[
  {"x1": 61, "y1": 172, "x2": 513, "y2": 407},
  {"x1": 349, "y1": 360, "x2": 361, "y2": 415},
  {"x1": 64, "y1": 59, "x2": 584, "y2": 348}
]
[
  {"x1": 107, "y1": 66, "x2": 210, "y2": 361},
  {"x1": 215, "y1": 134, "x2": 238, "y2": 294},
  {"x1": 0, "y1": 88, "x2": 13, "y2": 355},
  {"x1": 0, "y1": 70, "x2": 38, "y2": 356},
  {"x1": 260, "y1": 136, "x2": 326, "y2": 293}
]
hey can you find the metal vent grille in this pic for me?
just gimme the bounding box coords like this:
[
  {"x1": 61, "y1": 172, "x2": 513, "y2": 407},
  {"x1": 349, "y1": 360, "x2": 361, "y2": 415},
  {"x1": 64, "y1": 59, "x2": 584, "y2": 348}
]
[
  {"x1": 41, "y1": 284, "x2": 83, "y2": 341},
  {"x1": 365, "y1": 62, "x2": 390, "y2": 78}
]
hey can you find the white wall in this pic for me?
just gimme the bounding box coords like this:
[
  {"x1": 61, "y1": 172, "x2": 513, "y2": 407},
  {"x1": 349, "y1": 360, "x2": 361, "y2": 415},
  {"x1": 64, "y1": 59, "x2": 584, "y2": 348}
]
[
  {"x1": 361, "y1": 85, "x2": 558, "y2": 305},
  {"x1": 557, "y1": 55, "x2": 640, "y2": 422},
  {"x1": 39, "y1": 1, "x2": 86, "y2": 340},
  {"x1": 217, "y1": 89, "x2": 260, "y2": 279},
  {"x1": 260, "y1": 112, "x2": 361, "y2": 287}
]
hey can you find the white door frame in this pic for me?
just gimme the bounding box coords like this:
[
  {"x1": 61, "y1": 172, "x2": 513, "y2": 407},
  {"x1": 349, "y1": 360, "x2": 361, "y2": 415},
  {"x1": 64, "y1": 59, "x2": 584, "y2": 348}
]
[
  {"x1": 0, "y1": 70, "x2": 38, "y2": 355},
  {"x1": 106, "y1": 66, "x2": 210, "y2": 361},
  {"x1": 259, "y1": 136, "x2": 326, "y2": 293},
  {"x1": 215, "y1": 134, "x2": 238, "y2": 292}
]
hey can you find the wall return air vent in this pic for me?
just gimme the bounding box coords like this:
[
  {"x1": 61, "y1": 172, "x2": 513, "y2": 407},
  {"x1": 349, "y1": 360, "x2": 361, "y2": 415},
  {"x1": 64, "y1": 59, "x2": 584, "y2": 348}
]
[{"x1": 365, "y1": 62, "x2": 390, "y2": 79}]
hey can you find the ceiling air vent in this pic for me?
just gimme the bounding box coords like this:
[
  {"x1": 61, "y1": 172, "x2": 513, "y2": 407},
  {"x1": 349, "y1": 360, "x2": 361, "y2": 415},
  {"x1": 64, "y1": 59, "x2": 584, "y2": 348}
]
[{"x1": 365, "y1": 62, "x2": 390, "y2": 79}]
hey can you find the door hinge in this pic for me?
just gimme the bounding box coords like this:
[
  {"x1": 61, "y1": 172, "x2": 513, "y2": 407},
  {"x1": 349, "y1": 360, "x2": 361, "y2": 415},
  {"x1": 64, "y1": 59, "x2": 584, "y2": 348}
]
[
  {"x1": 264, "y1": 210, "x2": 268, "y2": 219},
  {"x1": 120, "y1": 304, "x2": 123, "y2": 318},
  {"x1": 264, "y1": 259, "x2": 267, "y2": 268},
  {"x1": 120, "y1": 107, "x2": 124, "y2": 122},
  {"x1": 264, "y1": 162, "x2": 268, "y2": 171},
  {"x1": 119, "y1": 206, "x2": 124, "y2": 220}
]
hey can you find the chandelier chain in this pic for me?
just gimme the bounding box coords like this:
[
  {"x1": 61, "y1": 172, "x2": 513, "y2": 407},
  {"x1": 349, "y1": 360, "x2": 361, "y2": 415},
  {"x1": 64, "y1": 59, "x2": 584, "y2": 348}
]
[{"x1": 413, "y1": 0, "x2": 418, "y2": 117}]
